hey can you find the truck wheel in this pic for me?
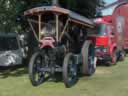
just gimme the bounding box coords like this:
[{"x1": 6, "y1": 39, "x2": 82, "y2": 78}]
[
  {"x1": 81, "y1": 41, "x2": 96, "y2": 76},
  {"x1": 29, "y1": 52, "x2": 46, "y2": 86},
  {"x1": 108, "y1": 50, "x2": 118, "y2": 66},
  {"x1": 63, "y1": 53, "x2": 77, "y2": 88},
  {"x1": 119, "y1": 50, "x2": 126, "y2": 61}
]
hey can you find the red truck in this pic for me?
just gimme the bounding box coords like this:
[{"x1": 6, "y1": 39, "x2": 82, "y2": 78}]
[
  {"x1": 87, "y1": 16, "x2": 118, "y2": 65},
  {"x1": 87, "y1": 2, "x2": 128, "y2": 65}
]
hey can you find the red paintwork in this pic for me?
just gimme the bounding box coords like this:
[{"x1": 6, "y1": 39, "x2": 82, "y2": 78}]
[
  {"x1": 87, "y1": 35, "x2": 114, "y2": 57},
  {"x1": 40, "y1": 37, "x2": 55, "y2": 48},
  {"x1": 87, "y1": 36, "x2": 109, "y2": 47}
]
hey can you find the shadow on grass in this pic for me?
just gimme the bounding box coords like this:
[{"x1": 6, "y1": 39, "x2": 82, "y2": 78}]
[
  {"x1": 0, "y1": 64, "x2": 28, "y2": 79},
  {"x1": 0, "y1": 64, "x2": 93, "y2": 88},
  {"x1": 125, "y1": 49, "x2": 128, "y2": 54},
  {"x1": 44, "y1": 72, "x2": 79, "y2": 88},
  {"x1": 96, "y1": 60, "x2": 109, "y2": 67}
]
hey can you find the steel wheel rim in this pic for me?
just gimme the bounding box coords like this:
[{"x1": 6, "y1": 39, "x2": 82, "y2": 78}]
[{"x1": 33, "y1": 55, "x2": 45, "y2": 83}]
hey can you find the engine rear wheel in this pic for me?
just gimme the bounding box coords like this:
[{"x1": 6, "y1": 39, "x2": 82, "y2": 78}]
[
  {"x1": 29, "y1": 52, "x2": 48, "y2": 86},
  {"x1": 63, "y1": 53, "x2": 78, "y2": 88},
  {"x1": 81, "y1": 41, "x2": 96, "y2": 76}
]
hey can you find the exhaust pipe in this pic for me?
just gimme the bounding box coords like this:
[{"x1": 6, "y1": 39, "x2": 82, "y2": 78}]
[{"x1": 52, "y1": 0, "x2": 58, "y2": 6}]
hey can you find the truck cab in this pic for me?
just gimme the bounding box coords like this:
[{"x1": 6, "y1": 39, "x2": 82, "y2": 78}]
[{"x1": 87, "y1": 16, "x2": 117, "y2": 65}]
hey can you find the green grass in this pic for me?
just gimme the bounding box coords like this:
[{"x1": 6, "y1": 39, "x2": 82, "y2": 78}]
[{"x1": 0, "y1": 57, "x2": 128, "y2": 96}]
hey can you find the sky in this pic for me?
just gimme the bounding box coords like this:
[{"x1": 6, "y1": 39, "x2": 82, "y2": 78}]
[
  {"x1": 104, "y1": 0, "x2": 117, "y2": 5},
  {"x1": 102, "y1": 0, "x2": 118, "y2": 15}
]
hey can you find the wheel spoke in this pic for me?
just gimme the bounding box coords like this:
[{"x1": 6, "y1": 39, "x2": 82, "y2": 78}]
[
  {"x1": 63, "y1": 53, "x2": 78, "y2": 88},
  {"x1": 68, "y1": 63, "x2": 77, "y2": 81}
]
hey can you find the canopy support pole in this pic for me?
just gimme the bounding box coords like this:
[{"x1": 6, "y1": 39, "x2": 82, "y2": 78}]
[
  {"x1": 38, "y1": 15, "x2": 41, "y2": 40},
  {"x1": 59, "y1": 18, "x2": 70, "y2": 41},
  {"x1": 55, "y1": 14, "x2": 59, "y2": 42},
  {"x1": 28, "y1": 19, "x2": 39, "y2": 41}
]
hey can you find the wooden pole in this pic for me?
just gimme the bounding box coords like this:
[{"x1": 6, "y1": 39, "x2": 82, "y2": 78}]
[
  {"x1": 38, "y1": 15, "x2": 41, "y2": 40},
  {"x1": 56, "y1": 14, "x2": 59, "y2": 42}
]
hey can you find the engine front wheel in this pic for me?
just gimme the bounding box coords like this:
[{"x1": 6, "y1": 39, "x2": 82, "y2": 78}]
[
  {"x1": 29, "y1": 52, "x2": 48, "y2": 86},
  {"x1": 63, "y1": 53, "x2": 78, "y2": 88}
]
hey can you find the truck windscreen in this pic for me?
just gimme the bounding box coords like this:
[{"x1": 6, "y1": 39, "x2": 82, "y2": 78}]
[
  {"x1": 87, "y1": 24, "x2": 107, "y2": 36},
  {"x1": 0, "y1": 37, "x2": 19, "y2": 51}
]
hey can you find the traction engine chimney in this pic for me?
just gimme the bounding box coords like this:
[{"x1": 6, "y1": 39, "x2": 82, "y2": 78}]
[{"x1": 52, "y1": 0, "x2": 59, "y2": 6}]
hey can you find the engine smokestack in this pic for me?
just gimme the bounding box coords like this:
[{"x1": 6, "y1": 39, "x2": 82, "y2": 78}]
[{"x1": 52, "y1": 0, "x2": 59, "y2": 6}]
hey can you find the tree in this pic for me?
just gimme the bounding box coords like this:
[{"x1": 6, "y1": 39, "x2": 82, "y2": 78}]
[
  {"x1": 0, "y1": 0, "x2": 104, "y2": 32},
  {"x1": 0, "y1": 0, "x2": 26, "y2": 32},
  {"x1": 59, "y1": 0, "x2": 104, "y2": 17}
]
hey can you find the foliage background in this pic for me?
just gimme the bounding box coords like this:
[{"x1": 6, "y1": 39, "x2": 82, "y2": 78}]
[{"x1": 0, "y1": 0, "x2": 104, "y2": 32}]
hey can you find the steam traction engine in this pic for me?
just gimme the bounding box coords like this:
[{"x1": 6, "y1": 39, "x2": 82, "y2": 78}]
[{"x1": 24, "y1": 6, "x2": 96, "y2": 88}]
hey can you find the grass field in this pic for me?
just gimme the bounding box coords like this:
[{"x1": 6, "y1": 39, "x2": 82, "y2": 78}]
[{"x1": 0, "y1": 57, "x2": 128, "y2": 96}]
